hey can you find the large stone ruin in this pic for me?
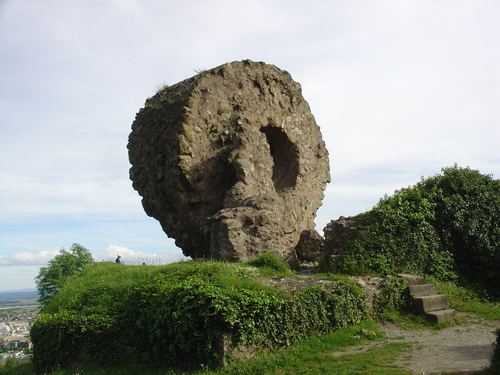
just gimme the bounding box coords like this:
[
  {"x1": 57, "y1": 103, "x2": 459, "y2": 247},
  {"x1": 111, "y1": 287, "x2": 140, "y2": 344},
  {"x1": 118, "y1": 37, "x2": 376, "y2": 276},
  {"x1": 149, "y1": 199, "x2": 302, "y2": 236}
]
[{"x1": 128, "y1": 60, "x2": 330, "y2": 263}]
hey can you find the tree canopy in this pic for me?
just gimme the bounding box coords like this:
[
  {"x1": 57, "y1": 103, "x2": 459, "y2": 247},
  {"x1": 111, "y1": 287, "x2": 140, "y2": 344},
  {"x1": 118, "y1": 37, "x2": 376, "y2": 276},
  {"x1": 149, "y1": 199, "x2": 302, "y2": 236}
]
[{"x1": 35, "y1": 243, "x2": 94, "y2": 306}]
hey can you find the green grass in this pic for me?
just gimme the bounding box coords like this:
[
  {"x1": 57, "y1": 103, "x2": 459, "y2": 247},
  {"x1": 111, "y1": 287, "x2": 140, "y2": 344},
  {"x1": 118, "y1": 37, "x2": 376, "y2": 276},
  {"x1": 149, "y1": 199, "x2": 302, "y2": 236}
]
[
  {"x1": 43, "y1": 260, "x2": 269, "y2": 315},
  {"x1": 210, "y1": 322, "x2": 412, "y2": 375},
  {"x1": 245, "y1": 252, "x2": 294, "y2": 277},
  {"x1": 379, "y1": 277, "x2": 500, "y2": 330},
  {"x1": 155, "y1": 82, "x2": 170, "y2": 92},
  {"x1": 428, "y1": 277, "x2": 500, "y2": 320},
  {"x1": 0, "y1": 363, "x2": 33, "y2": 375},
  {"x1": 376, "y1": 310, "x2": 446, "y2": 331}
]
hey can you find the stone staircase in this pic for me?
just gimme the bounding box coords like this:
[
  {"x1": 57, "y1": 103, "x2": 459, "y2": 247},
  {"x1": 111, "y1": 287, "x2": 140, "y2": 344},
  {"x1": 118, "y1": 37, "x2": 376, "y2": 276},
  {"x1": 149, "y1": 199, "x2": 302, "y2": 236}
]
[{"x1": 398, "y1": 274, "x2": 456, "y2": 324}]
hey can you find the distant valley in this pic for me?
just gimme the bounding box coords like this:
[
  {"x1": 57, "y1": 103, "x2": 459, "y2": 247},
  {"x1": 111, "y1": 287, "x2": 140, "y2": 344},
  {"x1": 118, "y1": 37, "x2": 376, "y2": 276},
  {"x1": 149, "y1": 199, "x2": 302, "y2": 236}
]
[{"x1": 0, "y1": 290, "x2": 38, "y2": 310}]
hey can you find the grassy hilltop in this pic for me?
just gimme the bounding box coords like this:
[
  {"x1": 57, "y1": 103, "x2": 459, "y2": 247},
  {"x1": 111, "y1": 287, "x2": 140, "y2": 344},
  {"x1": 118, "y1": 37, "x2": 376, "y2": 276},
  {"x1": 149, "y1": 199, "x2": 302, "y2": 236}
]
[
  {"x1": 30, "y1": 256, "x2": 370, "y2": 373},
  {"x1": 4, "y1": 165, "x2": 500, "y2": 374}
]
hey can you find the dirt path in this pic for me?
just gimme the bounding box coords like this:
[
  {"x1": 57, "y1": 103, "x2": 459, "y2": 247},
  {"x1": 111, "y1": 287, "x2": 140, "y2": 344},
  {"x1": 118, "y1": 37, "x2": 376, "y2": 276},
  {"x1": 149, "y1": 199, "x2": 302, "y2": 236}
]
[
  {"x1": 330, "y1": 313, "x2": 498, "y2": 374},
  {"x1": 378, "y1": 313, "x2": 498, "y2": 374},
  {"x1": 294, "y1": 269, "x2": 499, "y2": 373}
]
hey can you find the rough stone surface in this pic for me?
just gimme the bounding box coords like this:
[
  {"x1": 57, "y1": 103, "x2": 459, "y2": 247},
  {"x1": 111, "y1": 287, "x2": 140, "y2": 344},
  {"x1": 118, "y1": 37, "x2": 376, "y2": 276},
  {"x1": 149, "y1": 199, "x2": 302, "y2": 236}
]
[
  {"x1": 294, "y1": 229, "x2": 325, "y2": 261},
  {"x1": 128, "y1": 60, "x2": 330, "y2": 262},
  {"x1": 323, "y1": 216, "x2": 357, "y2": 255}
]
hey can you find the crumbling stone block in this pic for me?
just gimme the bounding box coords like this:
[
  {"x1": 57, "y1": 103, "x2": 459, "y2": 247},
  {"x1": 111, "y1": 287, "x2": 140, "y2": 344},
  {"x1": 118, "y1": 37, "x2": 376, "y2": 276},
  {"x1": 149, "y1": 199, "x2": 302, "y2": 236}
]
[
  {"x1": 128, "y1": 60, "x2": 330, "y2": 262},
  {"x1": 295, "y1": 229, "x2": 325, "y2": 261}
]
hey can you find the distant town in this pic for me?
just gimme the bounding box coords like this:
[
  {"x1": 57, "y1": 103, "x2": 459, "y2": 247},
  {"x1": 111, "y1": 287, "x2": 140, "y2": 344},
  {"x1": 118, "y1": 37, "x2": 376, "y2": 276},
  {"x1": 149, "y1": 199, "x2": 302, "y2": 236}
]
[{"x1": 0, "y1": 290, "x2": 39, "y2": 366}]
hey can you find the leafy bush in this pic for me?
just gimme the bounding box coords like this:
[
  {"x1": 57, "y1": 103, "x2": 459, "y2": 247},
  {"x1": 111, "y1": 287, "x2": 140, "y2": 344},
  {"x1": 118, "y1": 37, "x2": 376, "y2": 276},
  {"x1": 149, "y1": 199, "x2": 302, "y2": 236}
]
[
  {"x1": 0, "y1": 357, "x2": 18, "y2": 373},
  {"x1": 423, "y1": 166, "x2": 500, "y2": 293},
  {"x1": 35, "y1": 243, "x2": 94, "y2": 307},
  {"x1": 334, "y1": 183, "x2": 446, "y2": 277},
  {"x1": 31, "y1": 260, "x2": 367, "y2": 373},
  {"x1": 373, "y1": 277, "x2": 412, "y2": 318},
  {"x1": 334, "y1": 165, "x2": 500, "y2": 297},
  {"x1": 31, "y1": 313, "x2": 121, "y2": 373}
]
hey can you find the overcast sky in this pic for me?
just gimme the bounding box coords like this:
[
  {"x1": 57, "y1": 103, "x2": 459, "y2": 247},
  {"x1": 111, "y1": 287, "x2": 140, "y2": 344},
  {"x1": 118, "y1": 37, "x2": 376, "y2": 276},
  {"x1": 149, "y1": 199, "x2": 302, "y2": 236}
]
[{"x1": 1, "y1": 0, "x2": 499, "y2": 292}]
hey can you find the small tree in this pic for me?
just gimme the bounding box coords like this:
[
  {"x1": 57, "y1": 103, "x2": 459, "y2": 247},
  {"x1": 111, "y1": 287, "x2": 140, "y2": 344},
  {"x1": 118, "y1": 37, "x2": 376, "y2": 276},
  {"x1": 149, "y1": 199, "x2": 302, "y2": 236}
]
[{"x1": 35, "y1": 243, "x2": 94, "y2": 307}]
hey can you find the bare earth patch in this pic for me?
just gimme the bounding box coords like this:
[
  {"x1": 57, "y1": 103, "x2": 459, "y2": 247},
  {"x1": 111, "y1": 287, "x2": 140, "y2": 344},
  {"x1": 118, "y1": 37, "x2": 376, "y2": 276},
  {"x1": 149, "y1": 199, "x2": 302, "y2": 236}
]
[{"x1": 377, "y1": 313, "x2": 497, "y2": 374}]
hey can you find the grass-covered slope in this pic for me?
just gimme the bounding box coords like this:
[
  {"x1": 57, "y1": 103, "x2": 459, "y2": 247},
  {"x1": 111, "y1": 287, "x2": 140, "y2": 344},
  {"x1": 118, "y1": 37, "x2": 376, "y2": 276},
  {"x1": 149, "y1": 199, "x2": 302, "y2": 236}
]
[{"x1": 30, "y1": 257, "x2": 367, "y2": 373}]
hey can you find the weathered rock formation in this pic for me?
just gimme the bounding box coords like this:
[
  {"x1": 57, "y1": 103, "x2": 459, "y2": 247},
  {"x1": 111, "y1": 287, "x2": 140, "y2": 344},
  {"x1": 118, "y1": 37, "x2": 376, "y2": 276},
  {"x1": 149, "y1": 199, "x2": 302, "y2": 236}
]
[
  {"x1": 128, "y1": 60, "x2": 330, "y2": 262},
  {"x1": 323, "y1": 216, "x2": 356, "y2": 256},
  {"x1": 294, "y1": 229, "x2": 325, "y2": 261}
]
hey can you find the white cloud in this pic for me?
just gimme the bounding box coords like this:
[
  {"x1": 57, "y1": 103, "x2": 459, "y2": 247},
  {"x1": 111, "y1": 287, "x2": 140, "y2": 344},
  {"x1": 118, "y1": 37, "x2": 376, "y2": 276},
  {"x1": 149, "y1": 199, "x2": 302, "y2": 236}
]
[
  {"x1": 0, "y1": 245, "x2": 187, "y2": 268},
  {"x1": 94, "y1": 245, "x2": 189, "y2": 265},
  {"x1": 0, "y1": 172, "x2": 143, "y2": 220},
  {"x1": 0, "y1": 250, "x2": 59, "y2": 266}
]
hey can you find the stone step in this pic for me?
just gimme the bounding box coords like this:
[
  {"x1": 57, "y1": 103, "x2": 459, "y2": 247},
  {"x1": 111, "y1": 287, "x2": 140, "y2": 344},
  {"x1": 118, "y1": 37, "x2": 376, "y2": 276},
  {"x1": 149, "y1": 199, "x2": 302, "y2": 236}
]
[
  {"x1": 413, "y1": 294, "x2": 449, "y2": 313},
  {"x1": 425, "y1": 309, "x2": 456, "y2": 324},
  {"x1": 408, "y1": 283, "x2": 439, "y2": 297},
  {"x1": 398, "y1": 273, "x2": 425, "y2": 285},
  {"x1": 398, "y1": 274, "x2": 455, "y2": 323}
]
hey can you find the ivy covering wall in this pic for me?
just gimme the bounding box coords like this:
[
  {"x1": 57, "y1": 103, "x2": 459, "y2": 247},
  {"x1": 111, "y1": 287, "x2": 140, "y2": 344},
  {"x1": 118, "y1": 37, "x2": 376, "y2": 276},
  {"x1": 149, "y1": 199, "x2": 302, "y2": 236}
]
[
  {"x1": 332, "y1": 165, "x2": 500, "y2": 298},
  {"x1": 30, "y1": 259, "x2": 368, "y2": 373}
]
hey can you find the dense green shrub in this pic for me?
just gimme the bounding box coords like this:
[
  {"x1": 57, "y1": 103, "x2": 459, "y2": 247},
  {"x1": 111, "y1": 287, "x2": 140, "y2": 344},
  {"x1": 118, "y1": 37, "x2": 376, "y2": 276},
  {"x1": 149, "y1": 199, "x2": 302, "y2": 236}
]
[
  {"x1": 334, "y1": 165, "x2": 500, "y2": 297},
  {"x1": 372, "y1": 277, "x2": 412, "y2": 318},
  {"x1": 423, "y1": 166, "x2": 500, "y2": 293},
  {"x1": 35, "y1": 243, "x2": 94, "y2": 307},
  {"x1": 0, "y1": 357, "x2": 18, "y2": 373},
  {"x1": 30, "y1": 313, "x2": 121, "y2": 373},
  {"x1": 31, "y1": 260, "x2": 367, "y2": 373}
]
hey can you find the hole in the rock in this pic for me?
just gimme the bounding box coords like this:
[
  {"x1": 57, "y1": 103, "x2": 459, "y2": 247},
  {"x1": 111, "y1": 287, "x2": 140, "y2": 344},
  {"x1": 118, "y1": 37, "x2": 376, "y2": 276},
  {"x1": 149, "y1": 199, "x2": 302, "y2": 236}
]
[{"x1": 260, "y1": 126, "x2": 299, "y2": 192}]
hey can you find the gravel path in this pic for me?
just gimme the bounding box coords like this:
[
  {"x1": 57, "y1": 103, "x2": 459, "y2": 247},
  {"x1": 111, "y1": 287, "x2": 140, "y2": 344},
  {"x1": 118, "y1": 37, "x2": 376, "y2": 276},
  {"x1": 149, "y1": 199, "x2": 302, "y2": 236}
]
[{"x1": 377, "y1": 313, "x2": 498, "y2": 374}]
